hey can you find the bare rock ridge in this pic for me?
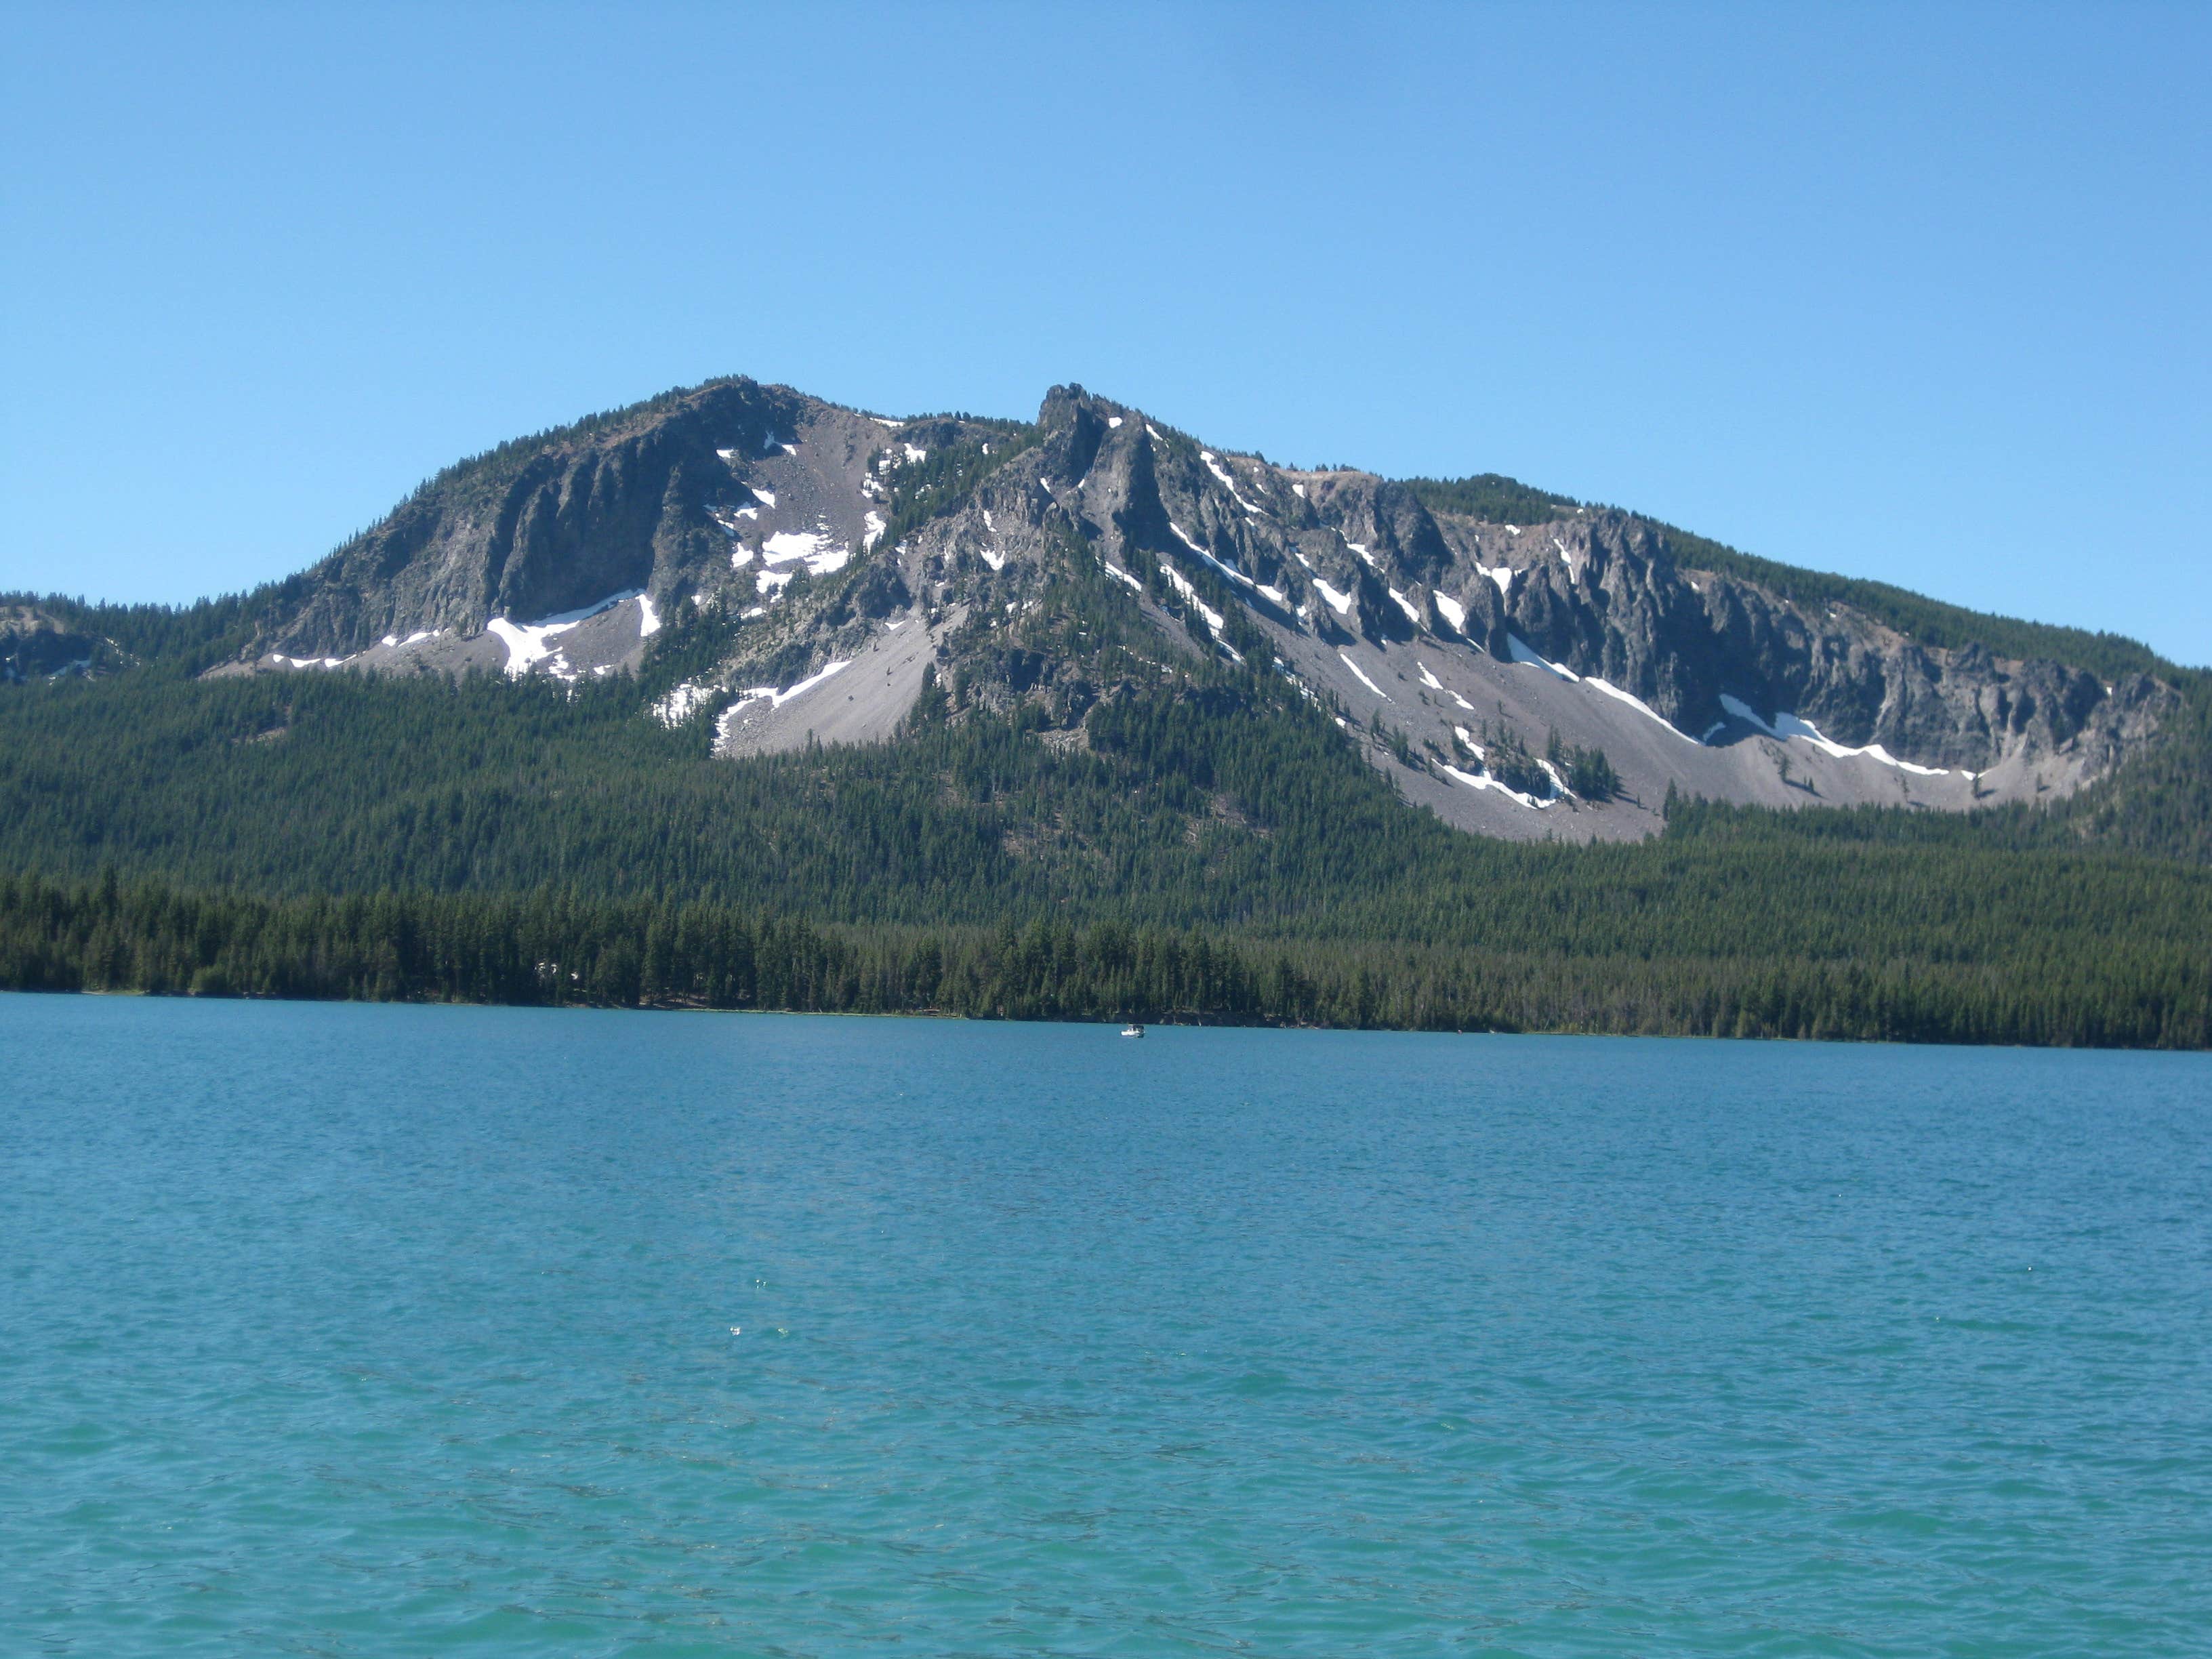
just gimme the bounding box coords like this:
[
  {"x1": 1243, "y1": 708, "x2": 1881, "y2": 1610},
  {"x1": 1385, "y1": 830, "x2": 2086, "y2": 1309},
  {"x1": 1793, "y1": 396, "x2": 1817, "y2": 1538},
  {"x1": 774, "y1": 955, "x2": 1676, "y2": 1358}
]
[{"x1": 206, "y1": 375, "x2": 2177, "y2": 843}]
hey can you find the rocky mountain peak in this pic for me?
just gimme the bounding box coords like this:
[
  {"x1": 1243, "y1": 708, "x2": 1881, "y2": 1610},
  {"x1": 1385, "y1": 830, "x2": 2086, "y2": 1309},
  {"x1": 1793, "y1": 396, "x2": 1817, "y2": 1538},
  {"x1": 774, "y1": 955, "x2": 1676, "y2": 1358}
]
[{"x1": 194, "y1": 374, "x2": 2180, "y2": 844}]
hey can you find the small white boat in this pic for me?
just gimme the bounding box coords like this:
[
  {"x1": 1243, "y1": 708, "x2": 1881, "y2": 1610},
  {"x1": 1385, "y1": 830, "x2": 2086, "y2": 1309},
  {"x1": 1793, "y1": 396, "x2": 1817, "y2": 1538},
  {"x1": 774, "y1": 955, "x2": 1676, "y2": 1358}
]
[{"x1": 1120, "y1": 1023, "x2": 1145, "y2": 1038}]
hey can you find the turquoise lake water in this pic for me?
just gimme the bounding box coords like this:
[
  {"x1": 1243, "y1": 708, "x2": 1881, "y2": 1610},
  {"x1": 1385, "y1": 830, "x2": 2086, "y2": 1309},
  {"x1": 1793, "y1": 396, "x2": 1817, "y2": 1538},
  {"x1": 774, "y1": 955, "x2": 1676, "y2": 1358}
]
[{"x1": 4, "y1": 994, "x2": 2209, "y2": 1656}]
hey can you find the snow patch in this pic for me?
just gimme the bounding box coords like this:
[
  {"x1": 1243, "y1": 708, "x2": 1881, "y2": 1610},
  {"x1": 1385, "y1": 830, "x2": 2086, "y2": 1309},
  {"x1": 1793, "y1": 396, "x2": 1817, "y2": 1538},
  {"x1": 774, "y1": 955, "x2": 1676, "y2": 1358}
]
[
  {"x1": 1170, "y1": 522, "x2": 1209, "y2": 560},
  {"x1": 762, "y1": 531, "x2": 825, "y2": 562},
  {"x1": 1507, "y1": 634, "x2": 1579, "y2": 682},
  {"x1": 1160, "y1": 564, "x2": 1225, "y2": 631},
  {"x1": 1440, "y1": 763, "x2": 1553, "y2": 811},
  {"x1": 1102, "y1": 560, "x2": 1145, "y2": 594},
  {"x1": 651, "y1": 680, "x2": 714, "y2": 726},
  {"x1": 1346, "y1": 539, "x2": 1379, "y2": 570},
  {"x1": 870, "y1": 416, "x2": 904, "y2": 428},
  {"x1": 1479, "y1": 563, "x2": 1514, "y2": 596},
  {"x1": 981, "y1": 546, "x2": 1008, "y2": 572},
  {"x1": 484, "y1": 590, "x2": 642, "y2": 680},
  {"x1": 1585, "y1": 676, "x2": 1702, "y2": 742},
  {"x1": 1415, "y1": 668, "x2": 1469, "y2": 712},
  {"x1": 863, "y1": 511, "x2": 887, "y2": 552},
  {"x1": 1313, "y1": 578, "x2": 1354, "y2": 617},
  {"x1": 636, "y1": 595, "x2": 661, "y2": 637},
  {"x1": 1389, "y1": 588, "x2": 1424, "y2": 628},
  {"x1": 1200, "y1": 450, "x2": 1263, "y2": 514},
  {"x1": 1433, "y1": 592, "x2": 1467, "y2": 632},
  {"x1": 1292, "y1": 483, "x2": 1307, "y2": 499},
  {"x1": 483, "y1": 621, "x2": 560, "y2": 678},
  {"x1": 1719, "y1": 695, "x2": 1952, "y2": 776},
  {"x1": 762, "y1": 529, "x2": 851, "y2": 576},
  {"x1": 715, "y1": 659, "x2": 854, "y2": 741},
  {"x1": 1170, "y1": 522, "x2": 1284, "y2": 607},
  {"x1": 766, "y1": 658, "x2": 848, "y2": 705},
  {"x1": 751, "y1": 487, "x2": 777, "y2": 508},
  {"x1": 1107, "y1": 415, "x2": 1124, "y2": 428},
  {"x1": 904, "y1": 443, "x2": 928, "y2": 464},
  {"x1": 1338, "y1": 651, "x2": 1390, "y2": 701}
]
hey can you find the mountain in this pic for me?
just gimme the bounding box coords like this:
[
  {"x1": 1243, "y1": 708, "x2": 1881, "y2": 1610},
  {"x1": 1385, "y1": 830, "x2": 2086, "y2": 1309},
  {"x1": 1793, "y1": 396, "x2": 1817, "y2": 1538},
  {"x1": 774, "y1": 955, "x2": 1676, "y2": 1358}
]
[
  {"x1": 51, "y1": 373, "x2": 2163, "y2": 846},
  {"x1": 3, "y1": 375, "x2": 2207, "y2": 1046}
]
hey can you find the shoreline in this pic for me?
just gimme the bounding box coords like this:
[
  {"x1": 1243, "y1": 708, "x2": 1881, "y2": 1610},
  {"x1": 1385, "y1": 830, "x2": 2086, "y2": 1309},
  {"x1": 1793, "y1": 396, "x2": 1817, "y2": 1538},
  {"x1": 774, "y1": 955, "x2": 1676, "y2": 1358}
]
[{"x1": 17, "y1": 983, "x2": 2208, "y2": 1054}]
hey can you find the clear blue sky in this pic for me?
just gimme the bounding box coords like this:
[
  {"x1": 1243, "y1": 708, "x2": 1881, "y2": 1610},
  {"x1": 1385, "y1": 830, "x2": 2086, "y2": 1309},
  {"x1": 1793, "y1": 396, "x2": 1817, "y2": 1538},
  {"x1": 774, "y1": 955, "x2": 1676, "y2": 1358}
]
[{"x1": 5, "y1": 2, "x2": 2207, "y2": 663}]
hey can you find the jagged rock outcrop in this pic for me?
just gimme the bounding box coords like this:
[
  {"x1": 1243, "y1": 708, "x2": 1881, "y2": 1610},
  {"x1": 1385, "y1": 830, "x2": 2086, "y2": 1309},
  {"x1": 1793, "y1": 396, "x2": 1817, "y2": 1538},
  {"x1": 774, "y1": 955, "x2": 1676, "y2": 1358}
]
[
  {"x1": 1426, "y1": 510, "x2": 2163, "y2": 773},
  {"x1": 218, "y1": 375, "x2": 2180, "y2": 842},
  {"x1": 274, "y1": 380, "x2": 855, "y2": 652}
]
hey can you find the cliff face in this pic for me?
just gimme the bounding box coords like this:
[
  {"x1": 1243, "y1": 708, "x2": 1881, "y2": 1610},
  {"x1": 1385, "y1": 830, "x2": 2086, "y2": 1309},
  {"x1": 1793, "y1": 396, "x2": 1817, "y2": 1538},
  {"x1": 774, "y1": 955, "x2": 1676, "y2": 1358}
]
[
  {"x1": 1422, "y1": 512, "x2": 2160, "y2": 775},
  {"x1": 274, "y1": 381, "x2": 821, "y2": 652},
  {"x1": 226, "y1": 377, "x2": 2180, "y2": 841}
]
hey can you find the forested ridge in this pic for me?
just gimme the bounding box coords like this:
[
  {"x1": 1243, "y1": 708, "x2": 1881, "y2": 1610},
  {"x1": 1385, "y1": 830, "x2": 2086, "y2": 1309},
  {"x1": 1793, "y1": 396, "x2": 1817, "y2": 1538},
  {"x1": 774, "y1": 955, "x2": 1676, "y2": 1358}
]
[
  {"x1": 3, "y1": 870, "x2": 2204, "y2": 1048},
  {"x1": 1, "y1": 647, "x2": 2208, "y2": 1047},
  {"x1": 3, "y1": 657, "x2": 2206, "y2": 925}
]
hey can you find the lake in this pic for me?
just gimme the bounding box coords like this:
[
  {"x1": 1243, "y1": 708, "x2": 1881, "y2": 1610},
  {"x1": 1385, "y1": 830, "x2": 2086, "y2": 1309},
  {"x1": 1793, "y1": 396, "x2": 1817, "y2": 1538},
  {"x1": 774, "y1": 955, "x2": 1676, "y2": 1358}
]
[{"x1": 4, "y1": 994, "x2": 2209, "y2": 1655}]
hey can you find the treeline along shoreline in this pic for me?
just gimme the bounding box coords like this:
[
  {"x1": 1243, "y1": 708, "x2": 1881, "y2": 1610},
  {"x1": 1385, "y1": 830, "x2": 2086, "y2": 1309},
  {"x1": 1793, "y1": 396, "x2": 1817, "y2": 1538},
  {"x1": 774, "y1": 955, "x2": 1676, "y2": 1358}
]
[
  {"x1": 4, "y1": 663, "x2": 2210, "y2": 1050},
  {"x1": 3, "y1": 873, "x2": 2205, "y2": 1049}
]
